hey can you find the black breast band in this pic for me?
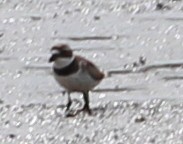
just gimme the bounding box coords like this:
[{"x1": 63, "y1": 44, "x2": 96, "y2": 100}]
[{"x1": 53, "y1": 58, "x2": 79, "y2": 76}]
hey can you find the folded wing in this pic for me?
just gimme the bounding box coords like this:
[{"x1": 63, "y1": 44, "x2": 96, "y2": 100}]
[{"x1": 75, "y1": 56, "x2": 104, "y2": 81}]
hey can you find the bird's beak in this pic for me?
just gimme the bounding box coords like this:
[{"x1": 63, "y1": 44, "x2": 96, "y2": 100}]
[{"x1": 49, "y1": 55, "x2": 57, "y2": 63}]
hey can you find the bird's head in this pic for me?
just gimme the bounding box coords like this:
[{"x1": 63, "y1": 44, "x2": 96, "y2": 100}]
[{"x1": 49, "y1": 44, "x2": 74, "y2": 68}]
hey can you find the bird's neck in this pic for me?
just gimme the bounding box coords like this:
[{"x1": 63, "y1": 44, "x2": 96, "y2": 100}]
[{"x1": 54, "y1": 56, "x2": 75, "y2": 69}]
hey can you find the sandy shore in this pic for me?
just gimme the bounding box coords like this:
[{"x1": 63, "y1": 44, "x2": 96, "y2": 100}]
[
  {"x1": 1, "y1": 0, "x2": 183, "y2": 143},
  {"x1": 0, "y1": 100, "x2": 183, "y2": 143}
]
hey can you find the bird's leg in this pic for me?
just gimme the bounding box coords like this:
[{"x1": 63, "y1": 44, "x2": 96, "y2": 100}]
[
  {"x1": 65, "y1": 92, "x2": 92, "y2": 117},
  {"x1": 66, "y1": 92, "x2": 72, "y2": 111},
  {"x1": 81, "y1": 91, "x2": 92, "y2": 115}
]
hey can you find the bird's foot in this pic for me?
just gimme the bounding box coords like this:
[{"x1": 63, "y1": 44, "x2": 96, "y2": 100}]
[
  {"x1": 78, "y1": 105, "x2": 92, "y2": 115},
  {"x1": 64, "y1": 110, "x2": 77, "y2": 117},
  {"x1": 64, "y1": 107, "x2": 92, "y2": 117}
]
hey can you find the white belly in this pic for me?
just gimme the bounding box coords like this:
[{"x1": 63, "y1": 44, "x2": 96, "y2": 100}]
[{"x1": 54, "y1": 69, "x2": 101, "y2": 92}]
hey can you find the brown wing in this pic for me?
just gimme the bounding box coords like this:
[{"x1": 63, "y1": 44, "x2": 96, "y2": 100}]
[{"x1": 75, "y1": 56, "x2": 104, "y2": 80}]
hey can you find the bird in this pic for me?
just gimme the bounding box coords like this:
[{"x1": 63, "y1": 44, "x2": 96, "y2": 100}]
[{"x1": 49, "y1": 44, "x2": 104, "y2": 116}]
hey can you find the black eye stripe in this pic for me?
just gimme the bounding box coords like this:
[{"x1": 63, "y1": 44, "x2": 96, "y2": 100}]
[
  {"x1": 51, "y1": 50, "x2": 73, "y2": 59},
  {"x1": 52, "y1": 53, "x2": 60, "y2": 59}
]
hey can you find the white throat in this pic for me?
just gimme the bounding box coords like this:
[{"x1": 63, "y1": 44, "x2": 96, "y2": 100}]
[{"x1": 53, "y1": 56, "x2": 75, "y2": 69}]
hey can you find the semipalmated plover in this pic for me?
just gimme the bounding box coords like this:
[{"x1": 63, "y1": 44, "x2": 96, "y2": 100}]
[{"x1": 49, "y1": 44, "x2": 104, "y2": 116}]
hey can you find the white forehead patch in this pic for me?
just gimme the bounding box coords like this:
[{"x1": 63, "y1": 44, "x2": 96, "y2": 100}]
[{"x1": 51, "y1": 50, "x2": 60, "y2": 55}]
